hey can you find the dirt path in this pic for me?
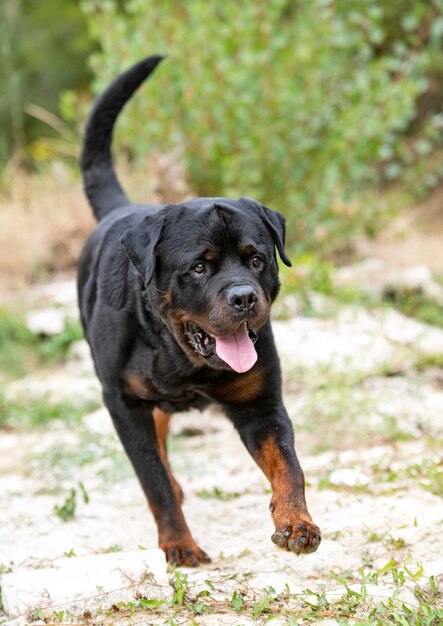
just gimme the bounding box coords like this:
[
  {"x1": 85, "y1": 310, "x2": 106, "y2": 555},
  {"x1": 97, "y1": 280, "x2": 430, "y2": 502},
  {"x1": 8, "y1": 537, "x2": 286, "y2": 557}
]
[
  {"x1": 1, "y1": 281, "x2": 443, "y2": 625},
  {"x1": 359, "y1": 185, "x2": 443, "y2": 273}
]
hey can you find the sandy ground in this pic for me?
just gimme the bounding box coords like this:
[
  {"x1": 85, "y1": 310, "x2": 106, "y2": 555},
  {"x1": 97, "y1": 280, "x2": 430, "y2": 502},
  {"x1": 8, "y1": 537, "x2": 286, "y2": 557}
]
[
  {"x1": 1, "y1": 281, "x2": 443, "y2": 625},
  {"x1": 359, "y1": 186, "x2": 443, "y2": 273}
]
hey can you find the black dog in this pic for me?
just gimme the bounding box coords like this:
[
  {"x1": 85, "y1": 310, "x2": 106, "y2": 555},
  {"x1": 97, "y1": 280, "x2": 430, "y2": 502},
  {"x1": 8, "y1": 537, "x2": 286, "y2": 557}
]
[{"x1": 78, "y1": 56, "x2": 321, "y2": 566}]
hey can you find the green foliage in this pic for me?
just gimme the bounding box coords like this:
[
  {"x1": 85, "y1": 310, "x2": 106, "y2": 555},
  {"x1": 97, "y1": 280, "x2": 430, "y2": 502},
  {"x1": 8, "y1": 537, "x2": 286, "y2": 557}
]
[
  {"x1": 0, "y1": 389, "x2": 98, "y2": 430},
  {"x1": 374, "y1": 457, "x2": 443, "y2": 497},
  {"x1": 0, "y1": 308, "x2": 38, "y2": 378},
  {"x1": 83, "y1": 0, "x2": 443, "y2": 255},
  {"x1": 38, "y1": 317, "x2": 84, "y2": 361},
  {"x1": 53, "y1": 482, "x2": 90, "y2": 521},
  {"x1": 196, "y1": 486, "x2": 241, "y2": 500},
  {"x1": 53, "y1": 488, "x2": 77, "y2": 521},
  {"x1": 0, "y1": 308, "x2": 83, "y2": 380},
  {"x1": 171, "y1": 570, "x2": 188, "y2": 606},
  {"x1": 384, "y1": 289, "x2": 443, "y2": 328},
  {"x1": 139, "y1": 598, "x2": 166, "y2": 610},
  {"x1": 101, "y1": 544, "x2": 121, "y2": 554},
  {"x1": 0, "y1": 0, "x2": 96, "y2": 168},
  {"x1": 33, "y1": 431, "x2": 129, "y2": 483},
  {"x1": 64, "y1": 549, "x2": 77, "y2": 557},
  {"x1": 231, "y1": 590, "x2": 244, "y2": 612}
]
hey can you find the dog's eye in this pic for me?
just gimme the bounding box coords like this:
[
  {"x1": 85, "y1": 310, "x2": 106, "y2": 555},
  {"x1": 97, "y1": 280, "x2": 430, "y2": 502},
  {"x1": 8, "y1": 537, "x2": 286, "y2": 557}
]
[
  {"x1": 251, "y1": 256, "x2": 263, "y2": 269},
  {"x1": 193, "y1": 262, "x2": 206, "y2": 275}
]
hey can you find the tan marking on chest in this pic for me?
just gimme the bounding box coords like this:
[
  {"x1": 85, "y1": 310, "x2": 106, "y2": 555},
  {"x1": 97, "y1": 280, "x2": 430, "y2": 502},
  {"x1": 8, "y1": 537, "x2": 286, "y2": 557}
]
[
  {"x1": 124, "y1": 371, "x2": 158, "y2": 399},
  {"x1": 211, "y1": 367, "x2": 264, "y2": 403}
]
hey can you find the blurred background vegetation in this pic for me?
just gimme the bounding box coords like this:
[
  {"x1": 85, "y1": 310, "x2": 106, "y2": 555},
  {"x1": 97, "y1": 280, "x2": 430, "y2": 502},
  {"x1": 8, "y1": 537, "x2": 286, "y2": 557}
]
[{"x1": 0, "y1": 0, "x2": 442, "y2": 283}]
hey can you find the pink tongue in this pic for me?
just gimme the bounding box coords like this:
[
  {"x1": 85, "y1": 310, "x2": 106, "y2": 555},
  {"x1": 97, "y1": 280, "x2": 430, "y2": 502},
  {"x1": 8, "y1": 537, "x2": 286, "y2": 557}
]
[{"x1": 214, "y1": 323, "x2": 257, "y2": 373}]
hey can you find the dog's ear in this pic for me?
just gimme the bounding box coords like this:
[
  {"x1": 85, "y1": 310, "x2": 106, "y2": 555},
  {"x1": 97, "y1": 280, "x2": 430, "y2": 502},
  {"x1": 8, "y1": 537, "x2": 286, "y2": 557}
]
[
  {"x1": 237, "y1": 198, "x2": 291, "y2": 267},
  {"x1": 120, "y1": 214, "x2": 165, "y2": 287},
  {"x1": 258, "y1": 204, "x2": 292, "y2": 267},
  {"x1": 217, "y1": 197, "x2": 292, "y2": 267}
]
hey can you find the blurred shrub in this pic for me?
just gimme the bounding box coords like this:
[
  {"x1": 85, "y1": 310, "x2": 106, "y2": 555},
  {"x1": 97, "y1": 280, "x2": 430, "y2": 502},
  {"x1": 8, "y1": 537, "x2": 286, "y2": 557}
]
[
  {"x1": 0, "y1": 309, "x2": 84, "y2": 380},
  {"x1": 82, "y1": 0, "x2": 443, "y2": 254},
  {"x1": 0, "y1": 0, "x2": 95, "y2": 169}
]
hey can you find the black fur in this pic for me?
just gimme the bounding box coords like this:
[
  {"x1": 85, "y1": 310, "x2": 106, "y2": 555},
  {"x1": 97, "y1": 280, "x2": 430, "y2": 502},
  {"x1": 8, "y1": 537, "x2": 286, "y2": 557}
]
[{"x1": 78, "y1": 56, "x2": 321, "y2": 565}]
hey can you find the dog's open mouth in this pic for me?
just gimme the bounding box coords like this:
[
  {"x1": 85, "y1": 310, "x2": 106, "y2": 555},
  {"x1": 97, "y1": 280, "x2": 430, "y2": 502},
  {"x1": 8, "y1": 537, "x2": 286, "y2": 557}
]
[{"x1": 186, "y1": 321, "x2": 258, "y2": 373}]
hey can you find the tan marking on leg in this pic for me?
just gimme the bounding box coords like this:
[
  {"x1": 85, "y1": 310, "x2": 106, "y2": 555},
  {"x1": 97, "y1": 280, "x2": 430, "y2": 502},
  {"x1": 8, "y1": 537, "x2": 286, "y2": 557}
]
[
  {"x1": 256, "y1": 436, "x2": 321, "y2": 553},
  {"x1": 153, "y1": 408, "x2": 183, "y2": 504},
  {"x1": 151, "y1": 408, "x2": 208, "y2": 565},
  {"x1": 258, "y1": 436, "x2": 308, "y2": 515}
]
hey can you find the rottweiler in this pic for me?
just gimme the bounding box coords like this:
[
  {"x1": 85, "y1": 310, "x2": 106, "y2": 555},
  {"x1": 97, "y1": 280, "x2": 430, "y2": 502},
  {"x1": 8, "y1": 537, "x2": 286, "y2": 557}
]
[{"x1": 78, "y1": 56, "x2": 321, "y2": 566}]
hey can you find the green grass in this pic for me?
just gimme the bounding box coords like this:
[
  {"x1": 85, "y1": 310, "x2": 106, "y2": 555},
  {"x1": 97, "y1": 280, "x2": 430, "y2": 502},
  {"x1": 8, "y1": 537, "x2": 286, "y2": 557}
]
[
  {"x1": 0, "y1": 307, "x2": 84, "y2": 381},
  {"x1": 0, "y1": 388, "x2": 99, "y2": 430},
  {"x1": 384, "y1": 289, "x2": 443, "y2": 329},
  {"x1": 53, "y1": 488, "x2": 78, "y2": 522},
  {"x1": 285, "y1": 364, "x2": 417, "y2": 453},
  {"x1": 32, "y1": 430, "x2": 132, "y2": 483},
  {"x1": 413, "y1": 353, "x2": 443, "y2": 370},
  {"x1": 280, "y1": 257, "x2": 443, "y2": 336},
  {"x1": 279, "y1": 256, "x2": 376, "y2": 318},
  {"x1": 196, "y1": 486, "x2": 242, "y2": 501},
  {"x1": 53, "y1": 482, "x2": 90, "y2": 522},
  {"x1": 372, "y1": 457, "x2": 443, "y2": 498},
  {"x1": 88, "y1": 561, "x2": 443, "y2": 625}
]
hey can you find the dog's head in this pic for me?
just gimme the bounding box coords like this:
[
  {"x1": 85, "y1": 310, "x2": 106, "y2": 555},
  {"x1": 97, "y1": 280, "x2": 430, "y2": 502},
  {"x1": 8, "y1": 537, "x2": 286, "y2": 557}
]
[{"x1": 120, "y1": 197, "x2": 291, "y2": 373}]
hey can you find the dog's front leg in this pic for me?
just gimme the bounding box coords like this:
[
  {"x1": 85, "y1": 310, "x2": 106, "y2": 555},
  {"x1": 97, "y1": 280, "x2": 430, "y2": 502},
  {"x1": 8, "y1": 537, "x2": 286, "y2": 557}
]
[
  {"x1": 103, "y1": 388, "x2": 210, "y2": 566},
  {"x1": 227, "y1": 402, "x2": 321, "y2": 554}
]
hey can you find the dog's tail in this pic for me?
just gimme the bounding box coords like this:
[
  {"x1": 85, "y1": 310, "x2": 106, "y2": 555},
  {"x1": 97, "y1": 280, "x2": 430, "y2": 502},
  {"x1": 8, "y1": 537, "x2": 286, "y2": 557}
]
[{"x1": 81, "y1": 55, "x2": 165, "y2": 221}]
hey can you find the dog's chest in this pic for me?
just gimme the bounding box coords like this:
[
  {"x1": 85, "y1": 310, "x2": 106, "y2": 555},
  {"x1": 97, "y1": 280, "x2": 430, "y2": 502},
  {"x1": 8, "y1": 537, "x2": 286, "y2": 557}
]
[
  {"x1": 124, "y1": 369, "x2": 215, "y2": 412},
  {"x1": 123, "y1": 363, "x2": 264, "y2": 411}
]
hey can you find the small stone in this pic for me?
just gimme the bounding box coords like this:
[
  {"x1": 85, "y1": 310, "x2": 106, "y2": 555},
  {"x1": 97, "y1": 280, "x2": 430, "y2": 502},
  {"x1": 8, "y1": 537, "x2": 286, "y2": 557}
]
[{"x1": 26, "y1": 309, "x2": 66, "y2": 336}]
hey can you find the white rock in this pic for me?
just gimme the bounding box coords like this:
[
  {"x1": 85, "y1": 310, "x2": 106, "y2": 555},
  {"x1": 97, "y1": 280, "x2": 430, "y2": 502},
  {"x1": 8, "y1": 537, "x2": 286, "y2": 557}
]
[
  {"x1": 1, "y1": 549, "x2": 171, "y2": 621},
  {"x1": 273, "y1": 311, "x2": 393, "y2": 374},
  {"x1": 334, "y1": 258, "x2": 387, "y2": 295},
  {"x1": 32, "y1": 280, "x2": 78, "y2": 308},
  {"x1": 328, "y1": 468, "x2": 370, "y2": 487},
  {"x1": 26, "y1": 308, "x2": 66, "y2": 336},
  {"x1": 334, "y1": 261, "x2": 443, "y2": 304},
  {"x1": 69, "y1": 339, "x2": 91, "y2": 362},
  {"x1": 386, "y1": 265, "x2": 443, "y2": 303}
]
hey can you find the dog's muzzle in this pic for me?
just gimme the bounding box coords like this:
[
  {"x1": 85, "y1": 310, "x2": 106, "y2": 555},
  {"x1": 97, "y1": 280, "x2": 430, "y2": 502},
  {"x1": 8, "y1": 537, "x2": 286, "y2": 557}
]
[{"x1": 186, "y1": 321, "x2": 258, "y2": 372}]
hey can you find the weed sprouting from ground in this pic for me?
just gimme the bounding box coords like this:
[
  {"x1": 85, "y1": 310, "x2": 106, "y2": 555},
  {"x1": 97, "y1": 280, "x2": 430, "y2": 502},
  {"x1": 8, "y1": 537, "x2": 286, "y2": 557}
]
[
  {"x1": 78, "y1": 561, "x2": 443, "y2": 625},
  {"x1": 53, "y1": 488, "x2": 77, "y2": 522},
  {"x1": 53, "y1": 482, "x2": 90, "y2": 522},
  {"x1": 196, "y1": 486, "x2": 242, "y2": 501}
]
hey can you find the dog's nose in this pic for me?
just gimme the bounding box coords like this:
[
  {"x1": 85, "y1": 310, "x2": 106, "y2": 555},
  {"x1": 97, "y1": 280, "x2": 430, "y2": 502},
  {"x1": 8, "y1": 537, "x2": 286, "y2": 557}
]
[{"x1": 227, "y1": 285, "x2": 258, "y2": 311}]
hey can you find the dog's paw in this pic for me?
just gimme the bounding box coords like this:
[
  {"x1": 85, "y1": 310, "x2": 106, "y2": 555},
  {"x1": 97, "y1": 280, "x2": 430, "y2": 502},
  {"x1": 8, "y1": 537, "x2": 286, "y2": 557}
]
[
  {"x1": 161, "y1": 539, "x2": 211, "y2": 567},
  {"x1": 270, "y1": 505, "x2": 321, "y2": 555}
]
